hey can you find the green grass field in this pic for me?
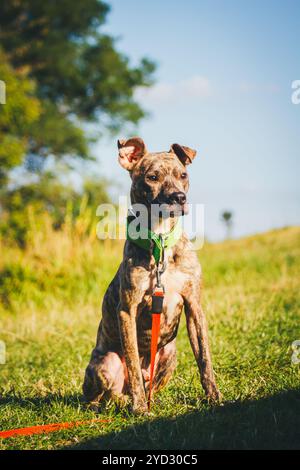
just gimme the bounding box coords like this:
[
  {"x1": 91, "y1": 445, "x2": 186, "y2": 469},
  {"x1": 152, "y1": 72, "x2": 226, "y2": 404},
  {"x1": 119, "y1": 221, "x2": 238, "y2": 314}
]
[{"x1": 0, "y1": 222, "x2": 300, "y2": 450}]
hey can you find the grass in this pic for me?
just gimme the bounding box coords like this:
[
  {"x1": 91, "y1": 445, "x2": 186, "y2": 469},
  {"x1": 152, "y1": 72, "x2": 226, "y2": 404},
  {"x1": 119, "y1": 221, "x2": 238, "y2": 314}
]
[{"x1": 0, "y1": 215, "x2": 300, "y2": 450}]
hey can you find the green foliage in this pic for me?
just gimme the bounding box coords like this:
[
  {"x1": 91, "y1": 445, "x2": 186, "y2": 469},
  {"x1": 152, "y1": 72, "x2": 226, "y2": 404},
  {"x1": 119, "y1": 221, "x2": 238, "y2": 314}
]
[
  {"x1": 28, "y1": 101, "x2": 89, "y2": 161},
  {"x1": 0, "y1": 48, "x2": 40, "y2": 185},
  {"x1": 0, "y1": 264, "x2": 38, "y2": 309},
  {"x1": 0, "y1": 226, "x2": 299, "y2": 449},
  {"x1": 0, "y1": 173, "x2": 111, "y2": 246}
]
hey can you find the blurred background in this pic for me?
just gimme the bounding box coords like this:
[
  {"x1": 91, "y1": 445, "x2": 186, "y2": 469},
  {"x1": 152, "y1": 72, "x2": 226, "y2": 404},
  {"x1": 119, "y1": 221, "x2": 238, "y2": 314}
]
[{"x1": 0, "y1": 0, "x2": 300, "y2": 245}]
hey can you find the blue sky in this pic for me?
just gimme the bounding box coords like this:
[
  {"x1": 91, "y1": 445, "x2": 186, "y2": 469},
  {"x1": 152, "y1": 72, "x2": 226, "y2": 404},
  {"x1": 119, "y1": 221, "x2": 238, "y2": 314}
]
[{"x1": 94, "y1": 0, "x2": 300, "y2": 240}]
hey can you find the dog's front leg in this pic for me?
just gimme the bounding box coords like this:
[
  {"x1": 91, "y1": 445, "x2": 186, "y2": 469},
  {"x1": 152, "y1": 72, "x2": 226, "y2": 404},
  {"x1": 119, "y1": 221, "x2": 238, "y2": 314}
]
[
  {"x1": 184, "y1": 290, "x2": 221, "y2": 403},
  {"x1": 119, "y1": 301, "x2": 147, "y2": 414}
]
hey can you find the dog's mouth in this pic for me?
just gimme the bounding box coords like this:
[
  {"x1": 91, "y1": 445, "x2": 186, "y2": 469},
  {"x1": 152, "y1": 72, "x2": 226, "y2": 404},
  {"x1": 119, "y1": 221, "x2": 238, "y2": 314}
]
[
  {"x1": 151, "y1": 199, "x2": 189, "y2": 218},
  {"x1": 166, "y1": 202, "x2": 189, "y2": 217}
]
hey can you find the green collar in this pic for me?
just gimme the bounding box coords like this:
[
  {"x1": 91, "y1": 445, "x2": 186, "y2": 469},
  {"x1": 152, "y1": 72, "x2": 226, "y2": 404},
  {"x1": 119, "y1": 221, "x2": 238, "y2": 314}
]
[{"x1": 126, "y1": 215, "x2": 182, "y2": 265}]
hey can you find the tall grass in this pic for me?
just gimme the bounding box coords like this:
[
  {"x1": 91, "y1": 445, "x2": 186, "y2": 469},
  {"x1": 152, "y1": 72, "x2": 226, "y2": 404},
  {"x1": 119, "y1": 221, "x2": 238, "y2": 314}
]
[{"x1": 0, "y1": 204, "x2": 122, "y2": 313}]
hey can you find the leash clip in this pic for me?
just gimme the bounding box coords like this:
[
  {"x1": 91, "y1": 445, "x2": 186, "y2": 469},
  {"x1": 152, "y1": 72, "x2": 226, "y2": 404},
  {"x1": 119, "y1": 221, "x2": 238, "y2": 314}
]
[
  {"x1": 156, "y1": 233, "x2": 167, "y2": 286},
  {"x1": 152, "y1": 233, "x2": 165, "y2": 314}
]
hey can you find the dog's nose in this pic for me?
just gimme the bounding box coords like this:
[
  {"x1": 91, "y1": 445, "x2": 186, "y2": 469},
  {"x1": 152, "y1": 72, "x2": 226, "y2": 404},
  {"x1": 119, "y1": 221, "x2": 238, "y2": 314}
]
[{"x1": 170, "y1": 191, "x2": 186, "y2": 205}]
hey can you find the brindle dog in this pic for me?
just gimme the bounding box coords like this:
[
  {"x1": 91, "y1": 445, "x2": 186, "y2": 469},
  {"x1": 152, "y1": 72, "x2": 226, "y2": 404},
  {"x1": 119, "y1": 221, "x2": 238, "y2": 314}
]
[{"x1": 83, "y1": 137, "x2": 221, "y2": 414}]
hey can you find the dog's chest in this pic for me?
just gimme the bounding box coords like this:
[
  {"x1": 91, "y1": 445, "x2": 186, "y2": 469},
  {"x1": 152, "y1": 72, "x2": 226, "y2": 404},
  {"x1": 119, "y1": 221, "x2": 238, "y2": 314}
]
[{"x1": 137, "y1": 264, "x2": 186, "y2": 350}]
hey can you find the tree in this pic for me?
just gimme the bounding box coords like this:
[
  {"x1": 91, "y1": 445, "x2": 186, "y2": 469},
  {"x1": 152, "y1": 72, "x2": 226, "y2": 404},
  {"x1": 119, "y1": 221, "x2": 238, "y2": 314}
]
[
  {"x1": 0, "y1": 48, "x2": 40, "y2": 186},
  {"x1": 0, "y1": 1, "x2": 156, "y2": 244},
  {"x1": 0, "y1": 0, "x2": 155, "y2": 179},
  {"x1": 221, "y1": 210, "x2": 233, "y2": 240}
]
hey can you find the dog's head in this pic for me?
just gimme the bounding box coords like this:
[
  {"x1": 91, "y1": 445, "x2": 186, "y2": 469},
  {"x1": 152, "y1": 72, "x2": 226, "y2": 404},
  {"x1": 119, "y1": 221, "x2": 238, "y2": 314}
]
[{"x1": 118, "y1": 137, "x2": 197, "y2": 217}]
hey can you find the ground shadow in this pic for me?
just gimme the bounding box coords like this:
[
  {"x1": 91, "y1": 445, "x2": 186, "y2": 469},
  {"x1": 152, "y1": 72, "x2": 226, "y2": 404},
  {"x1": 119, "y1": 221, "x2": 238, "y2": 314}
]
[{"x1": 63, "y1": 389, "x2": 300, "y2": 450}]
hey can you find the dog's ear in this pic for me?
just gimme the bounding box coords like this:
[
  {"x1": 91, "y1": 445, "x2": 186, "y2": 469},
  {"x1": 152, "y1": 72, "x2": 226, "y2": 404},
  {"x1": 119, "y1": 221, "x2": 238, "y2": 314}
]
[
  {"x1": 117, "y1": 137, "x2": 147, "y2": 170},
  {"x1": 170, "y1": 143, "x2": 197, "y2": 166}
]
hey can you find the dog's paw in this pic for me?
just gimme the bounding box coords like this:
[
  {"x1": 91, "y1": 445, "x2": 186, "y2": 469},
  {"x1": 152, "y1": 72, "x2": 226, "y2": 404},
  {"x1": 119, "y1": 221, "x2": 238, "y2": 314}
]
[
  {"x1": 206, "y1": 386, "x2": 222, "y2": 405},
  {"x1": 131, "y1": 401, "x2": 149, "y2": 416},
  {"x1": 113, "y1": 393, "x2": 130, "y2": 410},
  {"x1": 201, "y1": 382, "x2": 223, "y2": 405},
  {"x1": 84, "y1": 401, "x2": 101, "y2": 413}
]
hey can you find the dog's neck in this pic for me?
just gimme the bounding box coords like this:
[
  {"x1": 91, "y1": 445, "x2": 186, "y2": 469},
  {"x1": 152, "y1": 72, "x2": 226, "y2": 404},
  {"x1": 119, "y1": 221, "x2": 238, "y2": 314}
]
[
  {"x1": 128, "y1": 205, "x2": 178, "y2": 235},
  {"x1": 150, "y1": 214, "x2": 178, "y2": 235}
]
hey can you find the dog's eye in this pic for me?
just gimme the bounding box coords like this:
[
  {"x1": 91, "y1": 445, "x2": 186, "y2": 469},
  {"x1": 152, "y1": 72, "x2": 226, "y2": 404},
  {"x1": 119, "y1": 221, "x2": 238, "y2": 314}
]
[
  {"x1": 147, "y1": 174, "x2": 158, "y2": 181},
  {"x1": 181, "y1": 172, "x2": 188, "y2": 179}
]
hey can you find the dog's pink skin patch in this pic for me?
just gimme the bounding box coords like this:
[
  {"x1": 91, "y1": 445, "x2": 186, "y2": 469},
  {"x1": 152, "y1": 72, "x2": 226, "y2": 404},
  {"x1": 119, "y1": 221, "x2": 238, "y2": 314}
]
[
  {"x1": 99, "y1": 352, "x2": 126, "y2": 394},
  {"x1": 99, "y1": 346, "x2": 174, "y2": 394}
]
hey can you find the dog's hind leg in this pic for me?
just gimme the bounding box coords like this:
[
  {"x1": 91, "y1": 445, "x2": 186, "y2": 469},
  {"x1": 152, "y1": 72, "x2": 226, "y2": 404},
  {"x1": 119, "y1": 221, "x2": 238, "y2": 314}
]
[
  {"x1": 83, "y1": 349, "x2": 127, "y2": 405},
  {"x1": 153, "y1": 340, "x2": 177, "y2": 392}
]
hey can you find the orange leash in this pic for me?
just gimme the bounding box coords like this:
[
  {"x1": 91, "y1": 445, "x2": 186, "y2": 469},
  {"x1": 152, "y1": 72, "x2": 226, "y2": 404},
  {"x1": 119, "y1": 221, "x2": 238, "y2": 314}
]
[
  {"x1": 0, "y1": 418, "x2": 112, "y2": 439},
  {"x1": 147, "y1": 234, "x2": 166, "y2": 411},
  {"x1": 148, "y1": 285, "x2": 164, "y2": 411},
  {"x1": 147, "y1": 312, "x2": 161, "y2": 410}
]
